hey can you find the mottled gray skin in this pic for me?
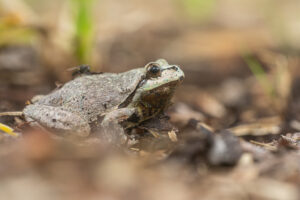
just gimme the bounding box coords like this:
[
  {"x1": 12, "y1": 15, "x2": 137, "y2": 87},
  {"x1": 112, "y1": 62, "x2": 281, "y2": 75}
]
[{"x1": 23, "y1": 59, "x2": 184, "y2": 140}]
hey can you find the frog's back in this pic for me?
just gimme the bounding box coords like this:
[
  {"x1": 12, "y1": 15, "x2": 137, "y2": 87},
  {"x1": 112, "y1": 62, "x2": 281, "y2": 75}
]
[{"x1": 34, "y1": 68, "x2": 144, "y2": 122}]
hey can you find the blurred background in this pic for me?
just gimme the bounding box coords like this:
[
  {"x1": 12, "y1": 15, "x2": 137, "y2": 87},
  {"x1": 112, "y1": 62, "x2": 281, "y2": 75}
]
[{"x1": 1, "y1": 0, "x2": 300, "y2": 199}]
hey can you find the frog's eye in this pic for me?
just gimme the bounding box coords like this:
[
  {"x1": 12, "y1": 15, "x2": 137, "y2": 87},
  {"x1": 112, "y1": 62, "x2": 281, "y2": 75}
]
[{"x1": 146, "y1": 63, "x2": 161, "y2": 77}]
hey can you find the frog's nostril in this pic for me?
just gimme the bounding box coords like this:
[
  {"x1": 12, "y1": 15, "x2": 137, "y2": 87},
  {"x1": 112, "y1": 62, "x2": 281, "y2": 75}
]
[{"x1": 171, "y1": 66, "x2": 179, "y2": 71}]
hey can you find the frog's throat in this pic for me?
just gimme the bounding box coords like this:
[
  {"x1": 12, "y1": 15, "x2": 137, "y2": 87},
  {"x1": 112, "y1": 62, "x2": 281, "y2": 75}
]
[{"x1": 118, "y1": 80, "x2": 177, "y2": 127}]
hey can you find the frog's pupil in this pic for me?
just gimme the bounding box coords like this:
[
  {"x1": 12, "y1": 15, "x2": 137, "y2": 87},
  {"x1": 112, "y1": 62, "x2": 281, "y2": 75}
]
[{"x1": 149, "y1": 65, "x2": 160, "y2": 74}]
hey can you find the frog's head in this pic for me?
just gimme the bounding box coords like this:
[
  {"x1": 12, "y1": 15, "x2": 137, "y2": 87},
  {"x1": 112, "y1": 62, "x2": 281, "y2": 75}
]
[
  {"x1": 140, "y1": 59, "x2": 184, "y2": 92},
  {"x1": 129, "y1": 59, "x2": 184, "y2": 120}
]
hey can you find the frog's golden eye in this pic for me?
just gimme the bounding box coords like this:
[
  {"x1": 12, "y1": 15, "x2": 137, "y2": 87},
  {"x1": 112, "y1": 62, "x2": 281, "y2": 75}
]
[{"x1": 146, "y1": 63, "x2": 161, "y2": 77}]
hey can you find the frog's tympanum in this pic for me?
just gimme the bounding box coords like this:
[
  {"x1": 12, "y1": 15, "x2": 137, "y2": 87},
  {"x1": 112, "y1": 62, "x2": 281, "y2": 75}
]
[{"x1": 23, "y1": 59, "x2": 184, "y2": 142}]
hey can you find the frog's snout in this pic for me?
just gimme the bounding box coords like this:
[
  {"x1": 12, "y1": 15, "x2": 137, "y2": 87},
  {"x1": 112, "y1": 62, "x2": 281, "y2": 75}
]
[{"x1": 172, "y1": 65, "x2": 185, "y2": 82}]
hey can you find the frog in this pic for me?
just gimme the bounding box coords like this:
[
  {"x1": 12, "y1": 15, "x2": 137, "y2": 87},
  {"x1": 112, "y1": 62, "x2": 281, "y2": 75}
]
[{"x1": 13, "y1": 59, "x2": 184, "y2": 142}]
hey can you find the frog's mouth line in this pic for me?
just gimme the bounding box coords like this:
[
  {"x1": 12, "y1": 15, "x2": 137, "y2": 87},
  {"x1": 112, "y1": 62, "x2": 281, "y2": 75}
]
[{"x1": 144, "y1": 79, "x2": 181, "y2": 92}]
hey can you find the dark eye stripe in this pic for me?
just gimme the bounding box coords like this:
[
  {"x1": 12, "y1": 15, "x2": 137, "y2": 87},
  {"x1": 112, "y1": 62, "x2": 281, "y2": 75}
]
[{"x1": 138, "y1": 79, "x2": 147, "y2": 87}]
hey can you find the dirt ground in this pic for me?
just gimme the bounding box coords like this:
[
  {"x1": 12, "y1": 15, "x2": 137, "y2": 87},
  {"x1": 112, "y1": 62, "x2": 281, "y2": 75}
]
[{"x1": 1, "y1": 0, "x2": 300, "y2": 199}]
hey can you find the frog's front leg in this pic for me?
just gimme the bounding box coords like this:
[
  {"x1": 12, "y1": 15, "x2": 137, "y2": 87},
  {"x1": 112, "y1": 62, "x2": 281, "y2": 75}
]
[
  {"x1": 23, "y1": 105, "x2": 90, "y2": 137},
  {"x1": 100, "y1": 107, "x2": 138, "y2": 144}
]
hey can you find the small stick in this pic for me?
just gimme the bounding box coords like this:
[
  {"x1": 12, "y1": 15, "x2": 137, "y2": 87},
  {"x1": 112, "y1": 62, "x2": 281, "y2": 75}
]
[{"x1": 0, "y1": 112, "x2": 23, "y2": 117}]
